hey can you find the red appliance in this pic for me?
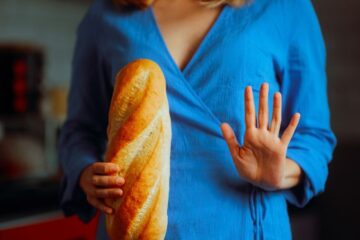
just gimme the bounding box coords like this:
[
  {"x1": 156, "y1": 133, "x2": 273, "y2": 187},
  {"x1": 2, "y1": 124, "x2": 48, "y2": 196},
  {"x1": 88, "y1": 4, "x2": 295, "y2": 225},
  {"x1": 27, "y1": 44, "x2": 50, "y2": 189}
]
[{"x1": 0, "y1": 44, "x2": 43, "y2": 116}]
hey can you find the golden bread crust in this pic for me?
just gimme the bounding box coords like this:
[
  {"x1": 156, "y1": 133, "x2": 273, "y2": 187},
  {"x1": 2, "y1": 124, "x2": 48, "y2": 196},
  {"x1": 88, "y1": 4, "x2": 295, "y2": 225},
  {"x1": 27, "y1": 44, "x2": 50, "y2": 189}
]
[{"x1": 104, "y1": 59, "x2": 171, "y2": 240}]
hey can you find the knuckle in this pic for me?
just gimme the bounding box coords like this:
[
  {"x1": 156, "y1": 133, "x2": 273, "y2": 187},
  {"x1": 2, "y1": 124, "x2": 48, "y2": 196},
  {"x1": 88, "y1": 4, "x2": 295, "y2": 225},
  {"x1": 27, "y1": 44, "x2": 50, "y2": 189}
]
[
  {"x1": 105, "y1": 177, "x2": 113, "y2": 186},
  {"x1": 91, "y1": 176, "x2": 98, "y2": 185},
  {"x1": 106, "y1": 176, "x2": 117, "y2": 186},
  {"x1": 105, "y1": 164, "x2": 113, "y2": 173},
  {"x1": 99, "y1": 164, "x2": 106, "y2": 173},
  {"x1": 111, "y1": 177, "x2": 118, "y2": 185},
  {"x1": 100, "y1": 178, "x2": 108, "y2": 186}
]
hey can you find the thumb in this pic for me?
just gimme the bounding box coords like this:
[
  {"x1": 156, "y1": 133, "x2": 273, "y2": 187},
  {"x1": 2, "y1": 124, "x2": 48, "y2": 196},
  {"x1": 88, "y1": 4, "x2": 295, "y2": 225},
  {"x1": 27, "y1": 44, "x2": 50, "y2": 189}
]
[{"x1": 220, "y1": 123, "x2": 240, "y2": 158}]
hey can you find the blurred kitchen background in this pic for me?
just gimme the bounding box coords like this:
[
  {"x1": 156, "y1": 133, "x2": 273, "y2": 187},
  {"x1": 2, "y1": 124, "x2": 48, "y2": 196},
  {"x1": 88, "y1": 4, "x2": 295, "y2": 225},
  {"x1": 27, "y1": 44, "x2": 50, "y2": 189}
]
[{"x1": 0, "y1": 0, "x2": 359, "y2": 239}]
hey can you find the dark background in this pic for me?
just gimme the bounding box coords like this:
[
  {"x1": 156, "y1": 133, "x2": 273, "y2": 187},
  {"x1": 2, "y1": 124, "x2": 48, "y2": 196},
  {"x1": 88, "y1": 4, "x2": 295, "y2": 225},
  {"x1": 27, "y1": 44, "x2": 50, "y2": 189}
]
[{"x1": 290, "y1": 0, "x2": 360, "y2": 239}]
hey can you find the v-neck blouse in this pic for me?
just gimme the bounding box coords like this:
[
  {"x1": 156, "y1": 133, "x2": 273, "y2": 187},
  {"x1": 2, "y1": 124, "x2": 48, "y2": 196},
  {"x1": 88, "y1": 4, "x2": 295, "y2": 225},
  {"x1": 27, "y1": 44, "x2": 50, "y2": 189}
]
[
  {"x1": 149, "y1": 4, "x2": 230, "y2": 76},
  {"x1": 58, "y1": 0, "x2": 337, "y2": 239}
]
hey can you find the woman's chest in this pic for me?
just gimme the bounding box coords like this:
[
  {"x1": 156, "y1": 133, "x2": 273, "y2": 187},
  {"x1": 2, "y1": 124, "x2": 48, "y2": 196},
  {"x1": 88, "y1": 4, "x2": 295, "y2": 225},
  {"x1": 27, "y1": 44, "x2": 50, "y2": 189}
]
[
  {"x1": 101, "y1": 6, "x2": 287, "y2": 139},
  {"x1": 151, "y1": 4, "x2": 223, "y2": 72}
]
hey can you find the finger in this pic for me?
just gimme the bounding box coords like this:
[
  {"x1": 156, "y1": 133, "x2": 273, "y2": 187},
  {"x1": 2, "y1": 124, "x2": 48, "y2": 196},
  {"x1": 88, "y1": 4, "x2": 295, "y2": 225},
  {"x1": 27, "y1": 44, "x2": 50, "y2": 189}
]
[
  {"x1": 281, "y1": 113, "x2": 301, "y2": 146},
  {"x1": 92, "y1": 175, "x2": 125, "y2": 187},
  {"x1": 92, "y1": 162, "x2": 119, "y2": 175},
  {"x1": 87, "y1": 196, "x2": 114, "y2": 214},
  {"x1": 221, "y1": 122, "x2": 240, "y2": 158},
  {"x1": 258, "y1": 83, "x2": 269, "y2": 129},
  {"x1": 269, "y1": 92, "x2": 282, "y2": 135},
  {"x1": 244, "y1": 86, "x2": 256, "y2": 129},
  {"x1": 93, "y1": 188, "x2": 123, "y2": 199}
]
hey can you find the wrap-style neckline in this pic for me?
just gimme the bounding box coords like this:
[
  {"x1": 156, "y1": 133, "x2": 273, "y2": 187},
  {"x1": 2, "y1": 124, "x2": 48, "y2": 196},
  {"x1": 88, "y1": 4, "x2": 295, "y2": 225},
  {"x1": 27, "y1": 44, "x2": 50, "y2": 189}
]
[{"x1": 148, "y1": 4, "x2": 229, "y2": 78}]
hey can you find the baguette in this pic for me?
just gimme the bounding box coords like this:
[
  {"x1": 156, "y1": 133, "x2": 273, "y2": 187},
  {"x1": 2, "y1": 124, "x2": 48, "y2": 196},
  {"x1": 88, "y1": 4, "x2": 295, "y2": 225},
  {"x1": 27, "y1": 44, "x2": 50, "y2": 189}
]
[{"x1": 104, "y1": 59, "x2": 172, "y2": 240}]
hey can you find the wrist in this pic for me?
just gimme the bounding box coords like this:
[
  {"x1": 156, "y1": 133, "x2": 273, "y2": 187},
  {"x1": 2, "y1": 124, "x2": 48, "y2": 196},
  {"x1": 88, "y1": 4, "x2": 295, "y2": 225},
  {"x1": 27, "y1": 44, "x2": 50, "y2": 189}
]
[{"x1": 278, "y1": 158, "x2": 303, "y2": 190}]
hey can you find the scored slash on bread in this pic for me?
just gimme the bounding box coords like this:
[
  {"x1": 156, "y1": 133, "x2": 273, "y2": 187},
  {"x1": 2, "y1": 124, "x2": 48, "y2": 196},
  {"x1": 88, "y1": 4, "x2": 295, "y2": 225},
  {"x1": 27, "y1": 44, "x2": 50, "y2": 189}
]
[{"x1": 104, "y1": 59, "x2": 172, "y2": 240}]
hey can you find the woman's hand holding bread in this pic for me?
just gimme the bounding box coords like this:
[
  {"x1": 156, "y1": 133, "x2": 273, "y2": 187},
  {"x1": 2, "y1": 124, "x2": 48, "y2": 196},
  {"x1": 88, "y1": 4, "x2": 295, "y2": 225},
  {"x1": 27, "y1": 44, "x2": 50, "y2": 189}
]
[{"x1": 79, "y1": 162, "x2": 125, "y2": 215}]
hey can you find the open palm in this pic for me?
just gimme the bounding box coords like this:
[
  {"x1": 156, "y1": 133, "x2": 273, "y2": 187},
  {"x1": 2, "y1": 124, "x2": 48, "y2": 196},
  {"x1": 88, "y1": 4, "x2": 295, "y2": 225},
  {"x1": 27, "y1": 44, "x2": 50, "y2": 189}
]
[{"x1": 221, "y1": 83, "x2": 300, "y2": 191}]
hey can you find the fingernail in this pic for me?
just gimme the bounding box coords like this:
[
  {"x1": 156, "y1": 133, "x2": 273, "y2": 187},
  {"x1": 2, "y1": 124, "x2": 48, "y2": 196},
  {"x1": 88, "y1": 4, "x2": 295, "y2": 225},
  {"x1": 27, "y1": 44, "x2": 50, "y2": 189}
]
[{"x1": 117, "y1": 178, "x2": 124, "y2": 185}]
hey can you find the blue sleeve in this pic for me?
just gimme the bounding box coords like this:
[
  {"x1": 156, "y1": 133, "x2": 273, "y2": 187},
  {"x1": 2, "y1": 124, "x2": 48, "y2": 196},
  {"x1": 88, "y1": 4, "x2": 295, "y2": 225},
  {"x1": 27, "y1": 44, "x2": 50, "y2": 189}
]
[
  {"x1": 279, "y1": 0, "x2": 337, "y2": 208},
  {"x1": 57, "y1": 4, "x2": 112, "y2": 223}
]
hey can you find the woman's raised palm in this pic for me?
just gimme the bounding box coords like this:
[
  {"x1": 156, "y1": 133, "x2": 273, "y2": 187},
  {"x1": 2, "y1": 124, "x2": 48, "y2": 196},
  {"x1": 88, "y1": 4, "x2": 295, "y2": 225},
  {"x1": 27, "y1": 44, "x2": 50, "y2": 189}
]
[{"x1": 221, "y1": 83, "x2": 300, "y2": 191}]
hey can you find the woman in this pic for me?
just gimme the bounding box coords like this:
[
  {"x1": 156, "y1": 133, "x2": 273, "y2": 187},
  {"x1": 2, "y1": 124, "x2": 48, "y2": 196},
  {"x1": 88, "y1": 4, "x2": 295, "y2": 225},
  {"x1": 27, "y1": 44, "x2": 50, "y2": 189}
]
[{"x1": 58, "y1": 0, "x2": 337, "y2": 239}]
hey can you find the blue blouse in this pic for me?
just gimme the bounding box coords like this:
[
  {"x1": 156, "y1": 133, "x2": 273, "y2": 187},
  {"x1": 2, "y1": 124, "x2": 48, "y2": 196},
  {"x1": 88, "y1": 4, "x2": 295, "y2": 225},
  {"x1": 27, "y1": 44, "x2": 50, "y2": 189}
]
[{"x1": 58, "y1": 0, "x2": 337, "y2": 239}]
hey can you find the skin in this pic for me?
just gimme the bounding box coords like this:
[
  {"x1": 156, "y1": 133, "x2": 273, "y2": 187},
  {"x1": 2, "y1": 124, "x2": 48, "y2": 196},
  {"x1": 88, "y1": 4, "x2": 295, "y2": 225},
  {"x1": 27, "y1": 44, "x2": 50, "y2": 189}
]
[
  {"x1": 151, "y1": 0, "x2": 223, "y2": 71},
  {"x1": 221, "y1": 83, "x2": 303, "y2": 191},
  {"x1": 79, "y1": 0, "x2": 303, "y2": 215},
  {"x1": 79, "y1": 162, "x2": 125, "y2": 215}
]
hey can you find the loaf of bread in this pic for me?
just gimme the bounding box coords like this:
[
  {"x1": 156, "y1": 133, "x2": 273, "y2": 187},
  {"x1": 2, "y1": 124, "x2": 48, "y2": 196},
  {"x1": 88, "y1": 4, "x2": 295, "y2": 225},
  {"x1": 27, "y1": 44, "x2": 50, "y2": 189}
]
[{"x1": 104, "y1": 59, "x2": 172, "y2": 240}]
